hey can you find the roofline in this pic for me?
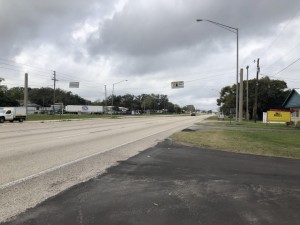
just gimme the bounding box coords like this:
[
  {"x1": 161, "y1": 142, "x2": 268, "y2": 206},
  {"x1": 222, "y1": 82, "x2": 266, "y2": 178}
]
[{"x1": 282, "y1": 88, "x2": 300, "y2": 108}]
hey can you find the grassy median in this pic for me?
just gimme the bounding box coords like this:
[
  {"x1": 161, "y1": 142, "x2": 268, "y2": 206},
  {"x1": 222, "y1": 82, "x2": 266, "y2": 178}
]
[
  {"x1": 171, "y1": 120, "x2": 300, "y2": 159},
  {"x1": 26, "y1": 113, "x2": 190, "y2": 121},
  {"x1": 26, "y1": 114, "x2": 120, "y2": 121}
]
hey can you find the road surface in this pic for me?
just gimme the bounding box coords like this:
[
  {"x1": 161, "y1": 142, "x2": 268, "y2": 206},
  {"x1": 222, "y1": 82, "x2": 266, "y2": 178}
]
[
  {"x1": 2, "y1": 139, "x2": 300, "y2": 225},
  {"x1": 0, "y1": 115, "x2": 207, "y2": 222}
]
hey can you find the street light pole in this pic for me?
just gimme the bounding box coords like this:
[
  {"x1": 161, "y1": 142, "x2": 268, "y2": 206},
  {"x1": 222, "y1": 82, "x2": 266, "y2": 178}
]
[
  {"x1": 111, "y1": 80, "x2": 128, "y2": 113},
  {"x1": 246, "y1": 65, "x2": 249, "y2": 120},
  {"x1": 196, "y1": 19, "x2": 239, "y2": 122}
]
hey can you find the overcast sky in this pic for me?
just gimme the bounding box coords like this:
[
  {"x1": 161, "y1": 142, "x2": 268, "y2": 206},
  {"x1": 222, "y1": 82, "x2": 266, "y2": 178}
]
[{"x1": 1, "y1": 0, "x2": 300, "y2": 110}]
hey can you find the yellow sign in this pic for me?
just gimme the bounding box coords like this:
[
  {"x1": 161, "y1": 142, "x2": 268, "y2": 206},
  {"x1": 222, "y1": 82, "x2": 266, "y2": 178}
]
[{"x1": 267, "y1": 110, "x2": 291, "y2": 122}]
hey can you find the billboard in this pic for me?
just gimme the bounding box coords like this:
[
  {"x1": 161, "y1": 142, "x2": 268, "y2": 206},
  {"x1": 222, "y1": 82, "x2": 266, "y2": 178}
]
[{"x1": 267, "y1": 110, "x2": 291, "y2": 122}]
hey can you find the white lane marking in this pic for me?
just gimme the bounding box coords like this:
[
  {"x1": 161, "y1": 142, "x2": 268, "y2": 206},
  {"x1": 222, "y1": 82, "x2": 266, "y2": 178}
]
[
  {"x1": 0, "y1": 118, "x2": 202, "y2": 190},
  {"x1": 89, "y1": 129, "x2": 111, "y2": 134},
  {"x1": 58, "y1": 129, "x2": 112, "y2": 138},
  {"x1": 58, "y1": 133, "x2": 86, "y2": 139}
]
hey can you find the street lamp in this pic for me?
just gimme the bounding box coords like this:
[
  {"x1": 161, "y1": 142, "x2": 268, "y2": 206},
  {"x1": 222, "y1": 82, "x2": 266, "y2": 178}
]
[
  {"x1": 111, "y1": 80, "x2": 128, "y2": 113},
  {"x1": 196, "y1": 19, "x2": 239, "y2": 122}
]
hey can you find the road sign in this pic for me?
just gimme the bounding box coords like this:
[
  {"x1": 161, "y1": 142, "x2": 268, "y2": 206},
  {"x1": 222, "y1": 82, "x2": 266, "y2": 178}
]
[
  {"x1": 69, "y1": 82, "x2": 79, "y2": 88},
  {"x1": 171, "y1": 81, "x2": 184, "y2": 89}
]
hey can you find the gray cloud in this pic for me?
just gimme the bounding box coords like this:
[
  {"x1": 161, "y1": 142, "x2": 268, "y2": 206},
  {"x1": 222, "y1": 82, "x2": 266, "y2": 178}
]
[
  {"x1": 0, "y1": 0, "x2": 113, "y2": 57},
  {"x1": 1, "y1": 0, "x2": 300, "y2": 110},
  {"x1": 87, "y1": 0, "x2": 300, "y2": 76}
]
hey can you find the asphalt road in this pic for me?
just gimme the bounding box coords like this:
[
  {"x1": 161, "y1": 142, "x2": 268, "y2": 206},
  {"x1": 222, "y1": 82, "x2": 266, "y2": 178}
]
[
  {"x1": 3, "y1": 140, "x2": 300, "y2": 225},
  {"x1": 0, "y1": 115, "x2": 206, "y2": 222}
]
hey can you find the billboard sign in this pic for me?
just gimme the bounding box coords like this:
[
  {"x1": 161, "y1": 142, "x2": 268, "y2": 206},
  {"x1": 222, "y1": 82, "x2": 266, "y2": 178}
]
[
  {"x1": 69, "y1": 82, "x2": 80, "y2": 88},
  {"x1": 171, "y1": 81, "x2": 184, "y2": 89},
  {"x1": 267, "y1": 110, "x2": 291, "y2": 122}
]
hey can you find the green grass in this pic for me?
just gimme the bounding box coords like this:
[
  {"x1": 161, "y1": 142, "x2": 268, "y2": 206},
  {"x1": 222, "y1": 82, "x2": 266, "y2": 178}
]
[
  {"x1": 198, "y1": 119, "x2": 292, "y2": 129},
  {"x1": 26, "y1": 114, "x2": 121, "y2": 121},
  {"x1": 26, "y1": 113, "x2": 192, "y2": 121},
  {"x1": 171, "y1": 125, "x2": 300, "y2": 159}
]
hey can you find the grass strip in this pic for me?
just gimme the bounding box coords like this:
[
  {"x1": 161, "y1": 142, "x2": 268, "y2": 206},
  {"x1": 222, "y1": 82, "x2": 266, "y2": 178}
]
[
  {"x1": 171, "y1": 128, "x2": 300, "y2": 159},
  {"x1": 26, "y1": 114, "x2": 120, "y2": 121}
]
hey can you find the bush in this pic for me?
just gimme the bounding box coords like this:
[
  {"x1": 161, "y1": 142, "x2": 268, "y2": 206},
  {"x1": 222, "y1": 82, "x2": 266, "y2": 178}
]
[
  {"x1": 296, "y1": 121, "x2": 300, "y2": 128},
  {"x1": 286, "y1": 121, "x2": 295, "y2": 126}
]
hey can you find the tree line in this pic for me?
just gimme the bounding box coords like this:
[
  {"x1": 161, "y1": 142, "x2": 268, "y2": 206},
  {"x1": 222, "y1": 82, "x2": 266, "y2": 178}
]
[
  {"x1": 217, "y1": 76, "x2": 290, "y2": 120},
  {"x1": 0, "y1": 86, "x2": 195, "y2": 113}
]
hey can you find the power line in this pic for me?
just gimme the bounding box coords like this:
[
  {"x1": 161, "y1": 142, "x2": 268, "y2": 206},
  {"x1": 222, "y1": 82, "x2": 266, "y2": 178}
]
[
  {"x1": 262, "y1": 6, "x2": 300, "y2": 59},
  {"x1": 274, "y1": 57, "x2": 300, "y2": 76},
  {"x1": 263, "y1": 41, "x2": 300, "y2": 70},
  {"x1": 0, "y1": 58, "x2": 52, "y2": 74},
  {"x1": 241, "y1": 3, "x2": 300, "y2": 67},
  {"x1": 0, "y1": 57, "x2": 99, "y2": 85}
]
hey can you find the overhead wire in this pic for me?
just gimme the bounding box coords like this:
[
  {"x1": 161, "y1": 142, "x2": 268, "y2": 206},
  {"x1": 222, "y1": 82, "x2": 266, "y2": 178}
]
[
  {"x1": 262, "y1": 6, "x2": 300, "y2": 59},
  {"x1": 1, "y1": 55, "x2": 236, "y2": 90},
  {"x1": 241, "y1": 3, "x2": 300, "y2": 75},
  {"x1": 274, "y1": 57, "x2": 300, "y2": 76},
  {"x1": 0, "y1": 57, "x2": 107, "y2": 88}
]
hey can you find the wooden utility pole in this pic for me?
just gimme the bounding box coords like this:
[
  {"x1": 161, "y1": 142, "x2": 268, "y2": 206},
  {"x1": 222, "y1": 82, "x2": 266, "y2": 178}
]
[
  {"x1": 52, "y1": 71, "x2": 58, "y2": 114},
  {"x1": 253, "y1": 59, "x2": 260, "y2": 123}
]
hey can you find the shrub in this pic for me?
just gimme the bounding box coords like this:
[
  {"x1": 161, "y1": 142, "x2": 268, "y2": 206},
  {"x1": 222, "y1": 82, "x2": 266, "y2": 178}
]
[{"x1": 286, "y1": 121, "x2": 295, "y2": 126}]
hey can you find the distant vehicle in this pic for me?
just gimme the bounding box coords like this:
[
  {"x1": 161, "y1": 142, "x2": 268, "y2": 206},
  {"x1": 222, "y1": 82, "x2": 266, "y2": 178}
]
[
  {"x1": 218, "y1": 113, "x2": 225, "y2": 120},
  {"x1": 0, "y1": 107, "x2": 27, "y2": 123},
  {"x1": 191, "y1": 112, "x2": 196, "y2": 116},
  {"x1": 65, "y1": 105, "x2": 103, "y2": 114}
]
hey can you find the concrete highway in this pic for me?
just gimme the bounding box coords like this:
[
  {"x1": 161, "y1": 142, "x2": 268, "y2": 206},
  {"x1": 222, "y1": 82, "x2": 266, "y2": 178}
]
[{"x1": 0, "y1": 115, "x2": 207, "y2": 222}]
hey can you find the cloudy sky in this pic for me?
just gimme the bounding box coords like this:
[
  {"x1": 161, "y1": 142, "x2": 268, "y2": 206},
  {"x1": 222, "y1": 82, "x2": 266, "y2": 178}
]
[{"x1": 1, "y1": 0, "x2": 300, "y2": 110}]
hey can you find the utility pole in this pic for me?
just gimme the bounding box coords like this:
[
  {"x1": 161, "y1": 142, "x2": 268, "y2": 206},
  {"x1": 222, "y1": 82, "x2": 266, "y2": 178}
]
[
  {"x1": 52, "y1": 71, "x2": 58, "y2": 114},
  {"x1": 111, "y1": 83, "x2": 115, "y2": 111},
  {"x1": 246, "y1": 65, "x2": 249, "y2": 120},
  {"x1": 239, "y1": 68, "x2": 243, "y2": 121},
  {"x1": 104, "y1": 85, "x2": 107, "y2": 114},
  {"x1": 253, "y1": 59, "x2": 260, "y2": 123},
  {"x1": 24, "y1": 73, "x2": 28, "y2": 115}
]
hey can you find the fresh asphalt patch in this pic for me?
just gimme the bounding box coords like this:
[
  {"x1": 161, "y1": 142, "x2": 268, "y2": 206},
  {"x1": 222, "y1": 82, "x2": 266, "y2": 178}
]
[{"x1": 3, "y1": 140, "x2": 300, "y2": 225}]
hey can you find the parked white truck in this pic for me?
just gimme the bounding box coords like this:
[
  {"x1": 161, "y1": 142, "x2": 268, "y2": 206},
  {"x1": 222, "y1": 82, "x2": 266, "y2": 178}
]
[{"x1": 0, "y1": 107, "x2": 27, "y2": 123}]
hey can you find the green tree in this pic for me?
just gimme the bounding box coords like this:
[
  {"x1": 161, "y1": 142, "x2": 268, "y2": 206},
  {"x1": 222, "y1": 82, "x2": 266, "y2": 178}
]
[
  {"x1": 182, "y1": 105, "x2": 195, "y2": 113},
  {"x1": 6, "y1": 87, "x2": 24, "y2": 100},
  {"x1": 2, "y1": 85, "x2": 181, "y2": 114},
  {"x1": 217, "y1": 76, "x2": 289, "y2": 120},
  {"x1": 0, "y1": 85, "x2": 19, "y2": 106},
  {"x1": 28, "y1": 87, "x2": 91, "y2": 107},
  {"x1": 142, "y1": 95, "x2": 156, "y2": 111},
  {"x1": 216, "y1": 85, "x2": 236, "y2": 115},
  {"x1": 120, "y1": 94, "x2": 136, "y2": 110}
]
